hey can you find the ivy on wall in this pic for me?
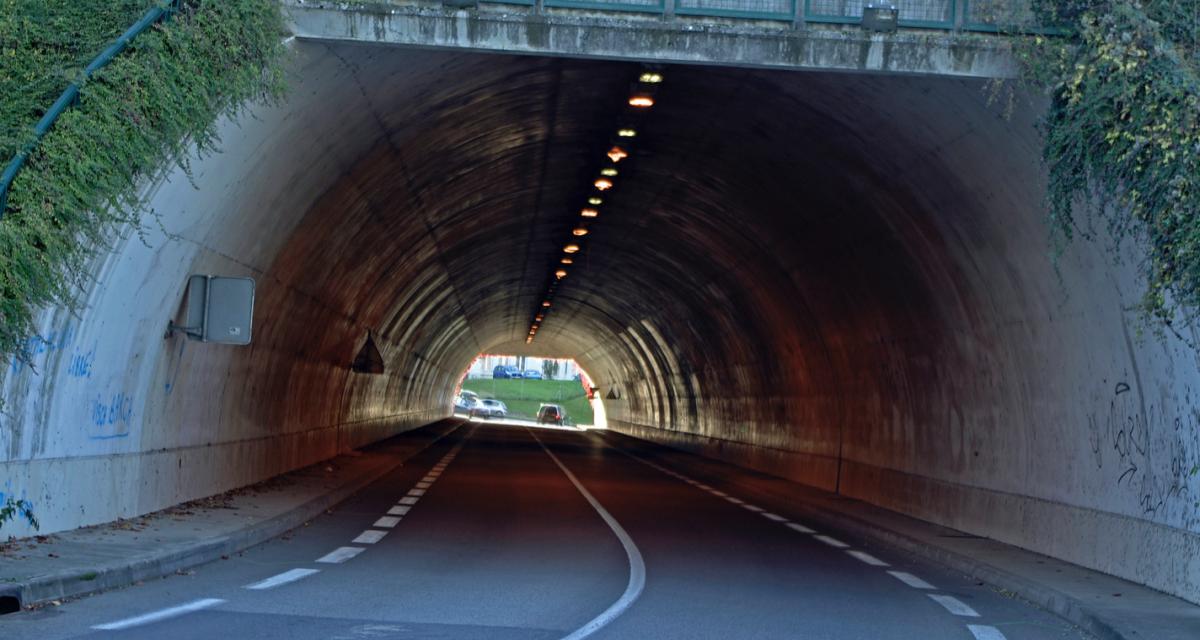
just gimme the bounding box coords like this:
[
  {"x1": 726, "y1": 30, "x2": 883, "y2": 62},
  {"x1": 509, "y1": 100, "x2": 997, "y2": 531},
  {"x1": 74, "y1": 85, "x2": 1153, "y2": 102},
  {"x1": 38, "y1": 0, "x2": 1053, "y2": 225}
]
[
  {"x1": 0, "y1": 0, "x2": 285, "y2": 362},
  {"x1": 1018, "y1": 1, "x2": 1200, "y2": 336}
]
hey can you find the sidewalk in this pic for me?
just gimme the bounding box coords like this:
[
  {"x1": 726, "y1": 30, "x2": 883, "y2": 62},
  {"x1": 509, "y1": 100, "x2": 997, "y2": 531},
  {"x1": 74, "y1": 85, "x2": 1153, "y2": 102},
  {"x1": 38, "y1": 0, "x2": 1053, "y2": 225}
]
[
  {"x1": 597, "y1": 429, "x2": 1200, "y2": 640},
  {"x1": 0, "y1": 419, "x2": 464, "y2": 612}
]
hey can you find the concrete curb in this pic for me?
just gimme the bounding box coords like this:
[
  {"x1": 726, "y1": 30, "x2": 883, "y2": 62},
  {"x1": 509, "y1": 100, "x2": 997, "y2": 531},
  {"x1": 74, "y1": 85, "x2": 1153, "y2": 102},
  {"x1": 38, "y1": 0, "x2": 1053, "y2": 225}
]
[{"x1": 9, "y1": 420, "x2": 461, "y2": 609}]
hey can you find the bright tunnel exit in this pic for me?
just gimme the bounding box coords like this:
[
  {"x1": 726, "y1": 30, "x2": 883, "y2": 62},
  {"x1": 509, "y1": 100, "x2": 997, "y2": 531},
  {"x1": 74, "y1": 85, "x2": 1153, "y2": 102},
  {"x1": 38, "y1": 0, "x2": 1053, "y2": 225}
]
[{"x1": 453, "y1": 354, "x2": 603, "y2": 429}]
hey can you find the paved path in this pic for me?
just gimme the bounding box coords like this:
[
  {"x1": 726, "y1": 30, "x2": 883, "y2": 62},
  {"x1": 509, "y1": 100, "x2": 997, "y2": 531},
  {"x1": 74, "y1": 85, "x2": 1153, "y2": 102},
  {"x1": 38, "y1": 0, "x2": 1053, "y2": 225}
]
[{"x1": 1, "y1": 423, "x2": 1091, "y2": 639}]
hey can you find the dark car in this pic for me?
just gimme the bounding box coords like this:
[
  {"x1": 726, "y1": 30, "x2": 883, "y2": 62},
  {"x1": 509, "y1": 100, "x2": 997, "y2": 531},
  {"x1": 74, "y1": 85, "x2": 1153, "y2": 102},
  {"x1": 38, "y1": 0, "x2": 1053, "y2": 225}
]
[
  {"x1": 537, "y1": 404, "x2": 565, "y2": 425},
  {"x1": 492, "y1": 365, "x2": 521, "y2": 379}
]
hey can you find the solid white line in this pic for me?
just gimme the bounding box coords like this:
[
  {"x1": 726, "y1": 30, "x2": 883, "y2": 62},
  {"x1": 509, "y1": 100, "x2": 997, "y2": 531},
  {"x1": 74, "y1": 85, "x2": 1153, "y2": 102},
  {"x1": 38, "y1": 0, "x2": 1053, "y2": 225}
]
[
  {"x1": 888, "y1": 571, "x2": 935, "y2": 589},
  {"x1": 967, "y1": 625, "x2": 1007, "y2": 640},
  {"x1": 527, "y1": 428, "x2": 645, "y2": 640},
  {"x1": 741, "y1": 504, "x2": 765, "y2": 513},
  {"x1": 374, "y1": 516, "x2": 401, "y2": 528},
  {"x1": 92, "y1": 598, "x2": 225, "y2": 630},
  {"x1": 725, "y1": 496, "x2": 745, "y2": 505},
  {"x1": 352, "y1": 530, "x2": 388, "y2": 544},
  {"x1": 244, "y1": 568, "x2": 319, "y2": 590},
  {"x1": 814, "y1": 535, "x2": 849, "y2": 548},
  {"x1": 846, "y1": 550, "x2": 889, "y2": 566},
  {"x1": 387, "y1": 505, "x2": 412, "y2": 516},
  {"x1": 928, "y1": 594, "x2": 980, "y2": 617},
  {"x1": 408, "y1": 489, "x2": 426, "y2": 497},
  {"x1": 709, "y1": 490, "x2": 727, "y2": 497},
  {"x1": 785, "y1": 523, "x2": 816, "y2": 534},
  {"x1": 761, "y1": 512, "x2": 788, "y2": 522},
  {"x1": 416, "y1": 481, "x2": 432, "y2": 489},
  {"x1": 398, "y1": 496, "x2": 419, "y2": 505},
  {"x1": 316, "y1": 546, "x2": 365, "y2": 564}
]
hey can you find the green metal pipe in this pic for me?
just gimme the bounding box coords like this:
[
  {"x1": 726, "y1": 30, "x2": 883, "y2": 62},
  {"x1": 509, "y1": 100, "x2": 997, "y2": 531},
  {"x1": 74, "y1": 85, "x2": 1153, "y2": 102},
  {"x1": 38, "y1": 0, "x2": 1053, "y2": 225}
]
[{"x1": 0, "y1": 1, "x2": 181, "y2": 218}]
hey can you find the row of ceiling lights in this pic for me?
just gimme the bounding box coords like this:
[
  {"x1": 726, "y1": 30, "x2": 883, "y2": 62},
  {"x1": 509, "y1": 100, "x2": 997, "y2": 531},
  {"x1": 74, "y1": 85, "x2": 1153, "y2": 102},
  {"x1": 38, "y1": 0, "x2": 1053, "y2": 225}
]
[{"x1": 526, "y1": 70, "x2": 664, "y2": 344}]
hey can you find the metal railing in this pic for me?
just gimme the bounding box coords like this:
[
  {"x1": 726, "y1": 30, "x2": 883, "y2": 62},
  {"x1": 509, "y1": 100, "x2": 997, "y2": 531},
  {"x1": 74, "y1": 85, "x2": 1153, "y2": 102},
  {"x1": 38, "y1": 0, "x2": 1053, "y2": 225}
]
[{"x1": 501, "y1": 0, "x2": 1063, "y2": 31}]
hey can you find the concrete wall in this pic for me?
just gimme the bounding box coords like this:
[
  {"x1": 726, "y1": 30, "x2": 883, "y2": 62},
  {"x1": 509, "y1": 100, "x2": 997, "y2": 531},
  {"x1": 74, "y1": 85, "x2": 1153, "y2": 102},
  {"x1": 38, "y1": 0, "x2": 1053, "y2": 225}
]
[{"x1": 2, "y1": 38, "x2": 1197, "y2": 606}]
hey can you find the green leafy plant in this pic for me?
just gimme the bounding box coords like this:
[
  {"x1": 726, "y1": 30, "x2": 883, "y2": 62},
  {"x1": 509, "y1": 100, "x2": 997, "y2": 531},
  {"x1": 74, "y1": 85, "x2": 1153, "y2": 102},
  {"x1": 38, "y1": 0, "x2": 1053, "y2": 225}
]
[
  {"x1": 0, "y1": 497, "x2": 38, "y2": 532},
  {"x1": 1016, "y1": 1, "x2": 1200, "y2": 337},
  {"x1": 0, "y1": 0, "x2": 286, "y2": 362}
]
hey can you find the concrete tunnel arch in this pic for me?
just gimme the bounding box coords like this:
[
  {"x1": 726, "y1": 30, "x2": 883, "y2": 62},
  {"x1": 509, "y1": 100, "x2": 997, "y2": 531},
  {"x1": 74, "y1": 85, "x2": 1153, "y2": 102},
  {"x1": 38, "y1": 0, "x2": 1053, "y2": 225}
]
[{"x1": 2, "y1": 41, "x2": 1199, "y2": 605}]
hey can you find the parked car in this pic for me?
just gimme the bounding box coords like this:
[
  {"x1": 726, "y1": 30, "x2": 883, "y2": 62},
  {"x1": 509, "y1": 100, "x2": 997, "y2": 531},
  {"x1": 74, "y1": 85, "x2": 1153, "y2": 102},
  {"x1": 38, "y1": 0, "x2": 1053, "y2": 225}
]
[
  {"x1": 492, "y1": 365, "x2": 521, "y2": 379},
  {"x1": 522, "y1": 369, "x2": 543, "y2": 379},
  {"x1": 537, "y1": 403, "x2": 565, "y2": 425},
  {"x1": 471, "y1": 399, "x2": 507, "y2": 419},
  {"x1": 454, "y1": 390, "x2": 478, "y2": 413}
]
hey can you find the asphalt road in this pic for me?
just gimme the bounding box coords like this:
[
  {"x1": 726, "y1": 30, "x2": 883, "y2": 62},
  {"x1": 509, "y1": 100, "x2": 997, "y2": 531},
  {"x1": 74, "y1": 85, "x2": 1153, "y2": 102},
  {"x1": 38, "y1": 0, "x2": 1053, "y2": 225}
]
[{"x1": 0, "y1": 423, "x2": 1090, "y2": 639}]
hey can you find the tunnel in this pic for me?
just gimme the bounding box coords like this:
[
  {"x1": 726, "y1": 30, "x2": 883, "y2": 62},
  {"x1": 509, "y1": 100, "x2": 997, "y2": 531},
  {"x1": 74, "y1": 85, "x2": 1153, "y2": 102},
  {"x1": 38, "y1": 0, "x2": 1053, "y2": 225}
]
[{"x1": 3, "y1": 38, "x2": 1199, "y2": 615}]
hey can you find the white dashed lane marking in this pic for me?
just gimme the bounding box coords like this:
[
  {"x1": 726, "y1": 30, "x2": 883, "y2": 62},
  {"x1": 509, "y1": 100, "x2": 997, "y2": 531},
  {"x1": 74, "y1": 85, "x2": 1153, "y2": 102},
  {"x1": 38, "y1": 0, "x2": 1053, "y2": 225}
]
[
  {"x1": 398, "y1": 496, "x2": 419, "y2": 506},
  {"x1": 928, "y1": 594, "x2": 980, "y2": 617},
  {"x1": 761, "y1": 512, "x2": 788, "y2": 522},
  {"x1": 352, "y1": 530, "x2": 388, "y2": 544},
  {"x1": 416, "y1": 481, "x2": 432, "y2": 489},
  {"x1": 888, "y1": 571, "x2": 935, "y2": 589},
  {"x1": 785, "y1": 523, "x2": 816, "y2": 534},
  {"x1": 814, "y1": 535, "x2": 850, "y2": 549},
  {"x1": 374, "y1": 516, "x2": 401, "y2": 528},
  {"x1": 846, "y1": 550, "x2": 889, "y2": 567},
  {"x1": 741, "y1": 504, "x2": 765, "y2": 513},
  {"x1": 316, "y1": 546, "x2": 366, "y2": 564},
  {"x1": 92, "y1": 598, "x2": 225, "y2": 630},
  {"x1": 244, "y1": 568, "x2": 320, "y2": 590},
  {"x1": 967, "y1": 625, "x2": 1007, "y2": 640},
  {"x1": 387, "y1": 505, "x2": 411, "y2": 516},
  {"x1": 408, "y1": 489, "x2": 426, "y2": 497},
  {"x1": 724, "y1": 496, "x2": 745, "y2": 505}
]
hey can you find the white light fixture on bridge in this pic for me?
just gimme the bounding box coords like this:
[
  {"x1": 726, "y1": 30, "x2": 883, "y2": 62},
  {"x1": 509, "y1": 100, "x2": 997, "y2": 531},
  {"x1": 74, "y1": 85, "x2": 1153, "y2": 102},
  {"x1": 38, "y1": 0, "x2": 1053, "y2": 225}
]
[
  {"x1": 617, "y1": 128, "x2": 637, "y2": 138},
  {"x1": 588, "y1": 197, "x2": 603, "y2": 205},
  {"x1": 639, "y1": 72, "x2": 663, "y2": 84}
]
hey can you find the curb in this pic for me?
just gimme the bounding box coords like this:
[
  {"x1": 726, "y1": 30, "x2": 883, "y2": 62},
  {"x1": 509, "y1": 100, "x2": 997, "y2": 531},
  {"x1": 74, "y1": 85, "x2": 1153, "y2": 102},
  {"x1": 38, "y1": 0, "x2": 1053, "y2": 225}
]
[{"x1": 9, "y1": 419, "x2": 462, "y2": 610}]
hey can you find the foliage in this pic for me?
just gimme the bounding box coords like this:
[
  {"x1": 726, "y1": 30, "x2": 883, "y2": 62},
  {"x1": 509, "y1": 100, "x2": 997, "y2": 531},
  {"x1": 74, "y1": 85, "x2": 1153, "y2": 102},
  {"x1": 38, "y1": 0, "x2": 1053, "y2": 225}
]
[
  {"x1": 1016, "y1": 1, "x2": 1200, "y2": 335},
  {"x1": 0, "y1": 497, "x2": 38, "y2": 532},
  {"x1": 463, "y1": 378, "x2": 595, "y2": 424},
  {"x1": 0, "y1": 0, "x2": 286, "y2": 362}
]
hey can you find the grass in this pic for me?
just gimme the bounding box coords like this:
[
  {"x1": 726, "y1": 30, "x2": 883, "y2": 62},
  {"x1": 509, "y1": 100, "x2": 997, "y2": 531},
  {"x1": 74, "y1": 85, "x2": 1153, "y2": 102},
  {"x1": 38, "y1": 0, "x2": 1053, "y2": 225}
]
[{"x1": 463, "y1": 378, "x2": 594, "y2": 425}]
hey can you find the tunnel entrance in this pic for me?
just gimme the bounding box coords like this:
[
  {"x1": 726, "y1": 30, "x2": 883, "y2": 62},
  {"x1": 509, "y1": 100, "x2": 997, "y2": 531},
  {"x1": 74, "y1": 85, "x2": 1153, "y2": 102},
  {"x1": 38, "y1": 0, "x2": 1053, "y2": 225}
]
[{"x1": 456, "y1": 355, "x2": 597, "y2": 427}]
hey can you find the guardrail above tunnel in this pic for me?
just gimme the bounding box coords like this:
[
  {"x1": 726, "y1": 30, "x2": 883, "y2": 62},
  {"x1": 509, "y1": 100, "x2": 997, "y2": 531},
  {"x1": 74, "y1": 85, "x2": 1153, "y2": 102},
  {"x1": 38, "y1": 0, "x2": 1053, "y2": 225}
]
[{"x1": 284, "y1": 0, "x2": 1058, "y2": 78}]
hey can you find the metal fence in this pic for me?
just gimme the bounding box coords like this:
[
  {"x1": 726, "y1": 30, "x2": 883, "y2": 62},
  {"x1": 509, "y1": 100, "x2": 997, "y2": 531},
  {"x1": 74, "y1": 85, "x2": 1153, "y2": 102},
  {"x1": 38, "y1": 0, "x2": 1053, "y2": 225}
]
[
  {"x1": 805, "y1": 0, "x2": 954, "y2": 28},
  {"x1": 675, "y1": 0, "x2": 795, "y2": 21},
  {"x1": 486, "y1": 0, "x2": 1061, "y2": 31}
]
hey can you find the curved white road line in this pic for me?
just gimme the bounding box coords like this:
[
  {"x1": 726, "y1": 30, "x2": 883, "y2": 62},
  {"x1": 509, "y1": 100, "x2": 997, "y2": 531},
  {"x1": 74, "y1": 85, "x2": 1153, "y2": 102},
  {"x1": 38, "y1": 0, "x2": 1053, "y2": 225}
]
[{"x1": 527, "y1": 428, "x2": 646, "y2": 640}]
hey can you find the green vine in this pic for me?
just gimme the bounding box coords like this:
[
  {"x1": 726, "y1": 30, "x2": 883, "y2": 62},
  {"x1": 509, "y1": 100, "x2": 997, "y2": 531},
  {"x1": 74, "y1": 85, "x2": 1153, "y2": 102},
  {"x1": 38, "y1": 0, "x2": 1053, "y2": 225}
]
[
  {"x1": 0, "y1": 0, "x2": 286, "y2": 362},
  {"x1": 1016, "y1": 1, "x2": 1200, "y2": 337},
  {"x1": 0, "y1": 496, "x2": 38, "y2": 532}
]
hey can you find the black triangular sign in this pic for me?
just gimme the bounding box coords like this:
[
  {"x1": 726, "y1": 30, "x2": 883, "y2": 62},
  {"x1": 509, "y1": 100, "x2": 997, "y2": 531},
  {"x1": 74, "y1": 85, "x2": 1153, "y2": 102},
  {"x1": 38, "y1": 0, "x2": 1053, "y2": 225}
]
[{"x1": 352, "y1": 334, "x2": 385, "y2": 374}]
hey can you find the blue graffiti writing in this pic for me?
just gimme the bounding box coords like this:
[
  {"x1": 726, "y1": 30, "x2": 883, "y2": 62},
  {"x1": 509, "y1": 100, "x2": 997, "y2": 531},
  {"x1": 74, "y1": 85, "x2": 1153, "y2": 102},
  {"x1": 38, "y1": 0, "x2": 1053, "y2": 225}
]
[
  {"x1": 67, "y1": 350, "x2": 95, "y2": 378},
  {"x1": 90, "y1": 393, "x2": 133, "y2": 440}
]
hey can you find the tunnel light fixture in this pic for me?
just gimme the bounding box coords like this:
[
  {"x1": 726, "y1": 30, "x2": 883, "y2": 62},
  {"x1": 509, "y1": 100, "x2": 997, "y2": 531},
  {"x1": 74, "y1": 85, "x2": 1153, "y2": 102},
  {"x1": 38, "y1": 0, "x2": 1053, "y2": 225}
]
[
  {"x1": 572, "y1": 227, "x2": 589, "y2": 237},
  {"x1": 628, "y1": 96, "x2": 654, "y2": 108},
  {"x1": 600, "y1": 168, "x2": 618, "y2": 177},
  {"x1": 588, "y1": 197, "x2": 603, "y2": 205},
  {"x1": 607, "y1": 146, "x2": 628, "y2": 162},
  {"x1": 594, "y1": 178, "x2": 613, "y2": 191},
  {"x1": 560, "y1": 258, "x2": 573, "y2": 265},
  {"x1": 580, "y1": 208, "x2": 599, "y2": 218},
  {"x1": 542, "y1": 301, "x2": 552, "y2": 308},
  {"x1": 536, "y1": 314, "x2": 544, "y2": 321},
  {"x1": 526, "y1": 336, "x2": 533, "y2": 344},
  {"x1": 564, "y1": 243, "x2": 580, "y2": 253},
  {"x1": 555, "y1": 269, "x2": 568, "y2": 279},
  {"x1": 617, "y1": 128, "x2": 637, "y2": 138},
  {"x1": 639, "y1": 72, "x2": 664, "y2": 84}
]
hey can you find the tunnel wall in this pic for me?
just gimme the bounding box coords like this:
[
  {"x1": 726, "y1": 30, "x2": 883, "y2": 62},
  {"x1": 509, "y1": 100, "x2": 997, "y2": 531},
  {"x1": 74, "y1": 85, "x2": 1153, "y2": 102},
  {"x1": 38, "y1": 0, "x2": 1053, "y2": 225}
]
[{"x1": 0, "y1": 38, "x2": 1196, "y2": 606}]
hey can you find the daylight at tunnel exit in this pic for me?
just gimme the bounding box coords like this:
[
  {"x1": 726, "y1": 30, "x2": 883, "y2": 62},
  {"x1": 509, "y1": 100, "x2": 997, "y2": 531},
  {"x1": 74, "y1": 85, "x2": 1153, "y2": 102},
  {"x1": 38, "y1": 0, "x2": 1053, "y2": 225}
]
[{"x1": 2, "y1": 1, "x2": 1200, "y2": 639}]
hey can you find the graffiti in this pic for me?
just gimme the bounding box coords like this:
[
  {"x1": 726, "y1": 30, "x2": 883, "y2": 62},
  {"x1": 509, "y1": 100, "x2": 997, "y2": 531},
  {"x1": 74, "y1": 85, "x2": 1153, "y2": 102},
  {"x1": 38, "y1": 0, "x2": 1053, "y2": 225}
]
[
  {"x1": 67, "y1": 349, "x2": 95, "y2": 378},
  {"x1": 1087, "y1": 382, "x2": 1200, "y2": 527},
  {"x1": 90, "y1": 393, "x2": 133, "y2": 440},
  {"x1": 8, "y1": 325, "x2": 75, "y2": 374}
]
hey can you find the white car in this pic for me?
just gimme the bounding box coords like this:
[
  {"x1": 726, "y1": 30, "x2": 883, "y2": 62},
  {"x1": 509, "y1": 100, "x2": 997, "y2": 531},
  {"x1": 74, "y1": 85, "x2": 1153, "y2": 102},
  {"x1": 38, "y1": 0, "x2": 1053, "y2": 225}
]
[
  {"x1": 454, "y1": 391, "x2": 479, "y2": 413},
  {"x1": 470, "y1": 399, "x2": 507, "y2": 419}
]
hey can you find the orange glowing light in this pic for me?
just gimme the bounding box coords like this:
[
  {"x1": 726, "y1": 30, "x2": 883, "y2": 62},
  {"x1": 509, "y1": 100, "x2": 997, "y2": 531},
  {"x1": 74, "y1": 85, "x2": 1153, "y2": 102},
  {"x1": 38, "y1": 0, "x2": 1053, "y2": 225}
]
[
  {"x1": 561, "y1": 258, "x2": 574, "y2": 265},
  {"x1": 564, "y1": 243, "x2": 580, "y2": 253},
  {"x1": 542, "y1": 301, "x2": 552, "y2": 308},
  {"x1": 555, "y1": 269, "x2": 568, "y2": 279},
  {"x1": 581, "y1": 208, "x2": 599, "y2": 218},
  {"x1": 628, "y1": 96, "x2": 654, "y2": 108},
  {"x1": 572, "y1": 228, "x2": 589, "y2": 237},
  {"x1": 607, "y1": 146, "x2": 628, "y2": 162},
  {"x1": 594, "y1": 178, "x2": 613, "y2": 191}
]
